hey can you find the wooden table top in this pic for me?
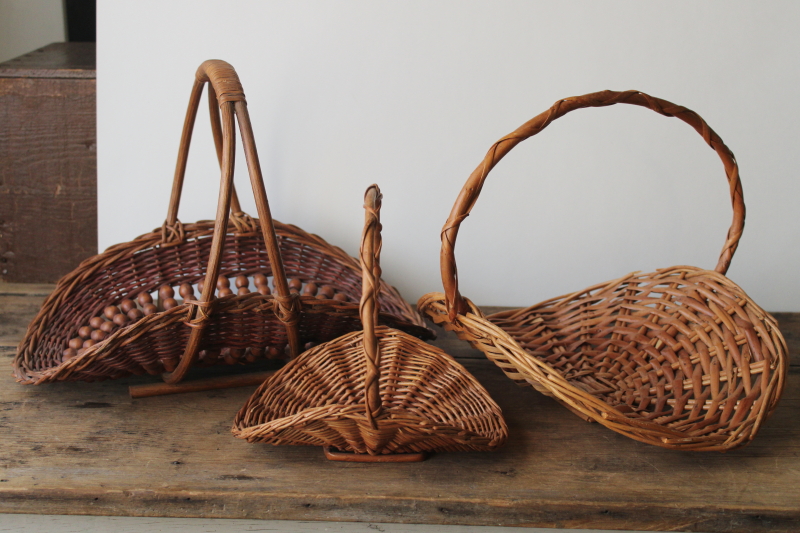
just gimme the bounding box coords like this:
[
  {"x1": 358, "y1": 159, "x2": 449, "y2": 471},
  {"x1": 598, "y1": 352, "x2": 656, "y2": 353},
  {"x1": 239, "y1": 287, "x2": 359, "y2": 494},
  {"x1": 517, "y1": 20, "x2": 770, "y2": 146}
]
[{"x1": 1, "y1": 283, "x2": 798, "y2": 532}]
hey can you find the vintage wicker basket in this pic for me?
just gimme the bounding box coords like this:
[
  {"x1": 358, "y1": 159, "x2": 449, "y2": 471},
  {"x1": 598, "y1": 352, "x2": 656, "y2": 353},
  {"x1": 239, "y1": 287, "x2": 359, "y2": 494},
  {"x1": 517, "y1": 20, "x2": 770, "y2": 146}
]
[
  {"x1": 14, "y1": 60, "x2": 431, "y2": 386},
  {"x1": 419, "y1": 90, "x2": 788, "y2": 452},
  {"x1": 233, "y1": 185, "x2": 508, "y2": 461}
]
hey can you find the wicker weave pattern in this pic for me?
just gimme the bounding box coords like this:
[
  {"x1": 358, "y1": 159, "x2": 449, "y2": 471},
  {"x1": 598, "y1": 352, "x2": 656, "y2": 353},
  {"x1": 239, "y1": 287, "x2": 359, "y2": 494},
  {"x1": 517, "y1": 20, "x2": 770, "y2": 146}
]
[
  {"x1": 233, "y1": 186, "x2": 507, "y2": 456},
  {"x1": 14, "y1": 60, "x2": 430, "y2": 385},
  {"x1": 420, "y1": 267, "x2": 787, "y2": 451},
  {"x1": 419, "y1": 90, "x2": 787, "y2": 451},
  {"x1": 234, "y1": 326, "x2": 506, "y2": 453},
  {"x1": 15, "y1": 221, "x2": 430, "y2": 385}
]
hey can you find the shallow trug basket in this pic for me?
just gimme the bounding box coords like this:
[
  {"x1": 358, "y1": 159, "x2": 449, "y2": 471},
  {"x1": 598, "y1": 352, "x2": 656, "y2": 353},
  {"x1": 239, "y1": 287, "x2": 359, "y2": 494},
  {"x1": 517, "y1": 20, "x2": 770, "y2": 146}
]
[
  {"x1": 14, "y1": 60, "x2": 431, "y2": 386},
  {"x1": 233, "y1": 185, "x2": 507, "y2": 461},
  {"x1": 419, "y1": 90, "x2": 788, "y2": 452}
]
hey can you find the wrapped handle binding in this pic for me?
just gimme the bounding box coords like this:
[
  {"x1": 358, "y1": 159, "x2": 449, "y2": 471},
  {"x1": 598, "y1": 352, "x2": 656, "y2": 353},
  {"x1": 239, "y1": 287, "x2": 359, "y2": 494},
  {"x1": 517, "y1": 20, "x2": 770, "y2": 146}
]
[
  {"x1": 162, "y1": 60, "x2": 300, "y2": 384},
  {"x1": 360, "y1": 185, "x2": 383, "y2": 428},
  {"x1": 440, "y1": 90, "x2": 746, "y2": 320}
]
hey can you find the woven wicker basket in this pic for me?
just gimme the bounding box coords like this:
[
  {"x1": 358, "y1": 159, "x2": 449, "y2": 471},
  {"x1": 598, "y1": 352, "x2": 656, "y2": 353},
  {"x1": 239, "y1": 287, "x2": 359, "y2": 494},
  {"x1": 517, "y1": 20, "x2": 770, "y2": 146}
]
[
  {"x1": 233, "y1": 185, "x2": 507, "y2": 461},
  {"x1": 14, "y1": 60, "x2": 431, "y2": 386},
  {"x1": 419, "y1": 90, "x2": 788, "y2": 452}
]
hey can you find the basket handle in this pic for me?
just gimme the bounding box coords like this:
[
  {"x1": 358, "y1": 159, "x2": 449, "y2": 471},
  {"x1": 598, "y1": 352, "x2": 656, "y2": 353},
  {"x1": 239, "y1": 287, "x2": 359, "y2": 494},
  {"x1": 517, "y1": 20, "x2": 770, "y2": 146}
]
[
  {"x1": 360, "y1": 185, "x2": 383, "y2": 428},
  {"x1": 440, "y1": 90, "x2": 745, "y2": 320},
  {"x1": 165, "y1": 61, "x2": 246, "y2": 229},
  {"x1": 163, "y1": 60, "x2": 301, "y2": 384}
]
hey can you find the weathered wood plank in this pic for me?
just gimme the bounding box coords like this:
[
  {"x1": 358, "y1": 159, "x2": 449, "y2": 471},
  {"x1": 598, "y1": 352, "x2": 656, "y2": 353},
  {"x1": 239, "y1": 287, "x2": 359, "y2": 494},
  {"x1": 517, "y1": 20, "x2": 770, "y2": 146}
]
[
  {"x1": 0, "y1": 44, "x2": 97, "y2": 283},
  {"x1": 0, "y1": 43, "x2": 95, "y2": 79},
  {"x1": 0, "y1": 285, "x2": 798, "y2": 531},
  {"x1": 0, "y1": 513, "x2": 550, "y2": 532},
  {"x1": 774, "y1": 313, "x2": 800, "y2": 367},
  {"x1": 0, "y1": 292, "x2": 52, "y2": 347},
  {"x1": 0, "y1": 282, "x2": 56, "y2": 295}
]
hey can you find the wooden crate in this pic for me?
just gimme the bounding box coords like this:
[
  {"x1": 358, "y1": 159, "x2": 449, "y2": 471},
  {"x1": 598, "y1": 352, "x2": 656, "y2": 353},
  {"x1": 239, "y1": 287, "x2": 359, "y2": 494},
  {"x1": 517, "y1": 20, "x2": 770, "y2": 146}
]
[{"x1": 0, "y1": 42, "x2": 96, "y2": 283}]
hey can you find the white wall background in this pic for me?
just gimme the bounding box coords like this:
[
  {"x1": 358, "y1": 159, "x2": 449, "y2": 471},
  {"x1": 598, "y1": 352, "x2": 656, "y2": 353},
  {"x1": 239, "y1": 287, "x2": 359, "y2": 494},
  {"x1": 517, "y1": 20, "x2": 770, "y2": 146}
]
[
  {"x1": 97, "y1": 1, "x2": 800, "y2": 311},
  {"x1": 0, "y1": 0, "x2": 64, "y2": 63}
]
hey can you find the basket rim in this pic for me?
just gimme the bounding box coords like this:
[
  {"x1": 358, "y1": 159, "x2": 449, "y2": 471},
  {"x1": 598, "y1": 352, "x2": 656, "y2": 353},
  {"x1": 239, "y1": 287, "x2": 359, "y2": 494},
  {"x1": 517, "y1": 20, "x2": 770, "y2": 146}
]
[{"x1": 14, "y1": 219, "x2": 430, "y2": 384}]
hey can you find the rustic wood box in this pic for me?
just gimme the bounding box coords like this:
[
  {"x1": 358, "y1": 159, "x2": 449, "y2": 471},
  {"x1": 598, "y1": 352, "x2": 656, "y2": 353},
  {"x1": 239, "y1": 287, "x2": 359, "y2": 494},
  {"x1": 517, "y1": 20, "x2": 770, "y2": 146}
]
[{"x1": 0, "y1": 42, "x2": 97, "y2": 283}]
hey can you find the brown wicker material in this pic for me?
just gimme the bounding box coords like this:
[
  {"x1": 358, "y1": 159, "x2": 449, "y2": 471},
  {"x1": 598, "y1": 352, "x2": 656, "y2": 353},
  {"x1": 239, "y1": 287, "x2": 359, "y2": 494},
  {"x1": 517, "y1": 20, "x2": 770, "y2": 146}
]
[
  {"x1": 14, "y1": 60, "x2": 431, "y2": 386},
  {"x1": 419, "y1": 90, "x2": 788, "y2": 452},
  {"x1": 233, "y1": 186, "x2": 507, "y2": 459}
]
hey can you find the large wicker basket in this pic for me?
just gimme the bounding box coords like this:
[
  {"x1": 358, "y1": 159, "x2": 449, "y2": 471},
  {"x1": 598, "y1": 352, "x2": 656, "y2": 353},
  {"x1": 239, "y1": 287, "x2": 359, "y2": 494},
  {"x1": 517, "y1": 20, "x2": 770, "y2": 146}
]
[
  {"x1": 419, "y1": 90, "x2": 788, "y2": 452},
  {"x1": 14, "y1": 60, "x2": 431, "y2": 386},
  {"x1": 233, "y1": 185, "x2": 507, "y2": 461}
]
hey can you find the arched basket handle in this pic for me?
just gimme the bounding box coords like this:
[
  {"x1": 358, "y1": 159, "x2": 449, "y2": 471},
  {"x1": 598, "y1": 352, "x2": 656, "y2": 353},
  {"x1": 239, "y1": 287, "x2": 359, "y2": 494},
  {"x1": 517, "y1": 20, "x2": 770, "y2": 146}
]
[
  {"x1": 360, "y1": 185, "x2": 383, "y2": 428},
  {"x1": 165, "y1": 60, "x2": 246, "y2": 227},
  {"x1": 440, "y1": 90, "x2": 745, "y2": 320},
  {"x1": 162, "y1": 60, "x2": 300, "y2": 384}
]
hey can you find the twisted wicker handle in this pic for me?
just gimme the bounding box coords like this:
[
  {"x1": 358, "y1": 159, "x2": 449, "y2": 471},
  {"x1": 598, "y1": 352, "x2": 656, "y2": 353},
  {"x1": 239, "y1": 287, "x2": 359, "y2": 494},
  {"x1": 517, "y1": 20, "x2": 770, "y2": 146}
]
[
  {"x1": 441, "y1": 90, "x2": 745, "y2": 320},
  {"x1": 360, "y1": 185, "x2": 383, "y2": 429},
  {"x1": 163, "y1": 60, "x2": 300, "y2": 384}
]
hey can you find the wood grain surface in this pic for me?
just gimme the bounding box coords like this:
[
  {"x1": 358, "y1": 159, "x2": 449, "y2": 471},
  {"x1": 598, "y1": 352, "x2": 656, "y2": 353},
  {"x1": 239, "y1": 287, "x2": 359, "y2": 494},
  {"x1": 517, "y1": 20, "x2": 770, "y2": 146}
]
[
  {"x1": 0, "y1": 285, "x2": 798, "y2": 532},
  {"x1": 0, "y1": 513, "x2": 580, "y2": 533},
  {"x1": 0, "y1": 43, "x2": 97, "y2": 283},
  {"x1": 0, "y1": 43, "x2": 95, "y2": 79}
]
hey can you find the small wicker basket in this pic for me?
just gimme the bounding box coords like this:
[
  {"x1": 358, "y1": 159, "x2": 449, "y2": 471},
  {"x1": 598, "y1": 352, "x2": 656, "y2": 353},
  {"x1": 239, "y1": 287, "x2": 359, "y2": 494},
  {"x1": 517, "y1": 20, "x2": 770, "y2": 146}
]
[
  {"x1": 233, "y1": 185, "x2": 508, "y2": 461},
  {"x1": 419, "y1": 90, "x2": 788, "y2": 452},
  {"x1": 14, "y1": 60, "x2": 431, "y2": 386}
]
